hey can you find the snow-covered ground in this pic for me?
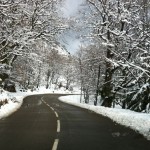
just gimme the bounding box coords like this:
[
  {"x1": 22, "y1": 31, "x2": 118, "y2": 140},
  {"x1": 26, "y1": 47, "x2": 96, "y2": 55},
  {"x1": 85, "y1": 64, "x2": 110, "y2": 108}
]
[
  {"x1": 0, "y1": 91, "x2": 25, "y2": 119},
  {"x1": 59, "y1": 95, "x2": 150, "y2": 140}
]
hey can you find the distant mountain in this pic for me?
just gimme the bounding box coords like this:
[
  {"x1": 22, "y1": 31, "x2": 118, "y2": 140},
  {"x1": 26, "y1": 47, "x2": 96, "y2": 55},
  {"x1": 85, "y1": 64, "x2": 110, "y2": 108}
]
[{"x1": 52, "y1": 43, "x2": 70, "y2": 56}]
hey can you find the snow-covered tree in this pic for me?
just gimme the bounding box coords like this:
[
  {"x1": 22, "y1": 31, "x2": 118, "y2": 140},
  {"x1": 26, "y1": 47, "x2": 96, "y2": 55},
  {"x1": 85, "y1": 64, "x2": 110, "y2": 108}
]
[
  {"x1": 0, "y1": 0, "x2": 66, "y2": 90},
  {"x1": 74, "y1": 0, "x2": 150, "y2": 112}
]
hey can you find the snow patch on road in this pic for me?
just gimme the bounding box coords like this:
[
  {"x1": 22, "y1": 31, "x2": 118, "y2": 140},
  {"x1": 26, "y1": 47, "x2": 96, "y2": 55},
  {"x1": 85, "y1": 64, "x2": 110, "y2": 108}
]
[{"x1": 59, "y1": 95, "x2": 150, "y2": 140}]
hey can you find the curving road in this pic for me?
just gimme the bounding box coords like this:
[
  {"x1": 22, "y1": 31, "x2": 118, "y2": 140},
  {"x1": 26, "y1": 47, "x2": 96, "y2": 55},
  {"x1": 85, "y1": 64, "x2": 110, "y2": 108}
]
[{"x1": 0, "y1": 94, "x2": 150, "y2": 150}]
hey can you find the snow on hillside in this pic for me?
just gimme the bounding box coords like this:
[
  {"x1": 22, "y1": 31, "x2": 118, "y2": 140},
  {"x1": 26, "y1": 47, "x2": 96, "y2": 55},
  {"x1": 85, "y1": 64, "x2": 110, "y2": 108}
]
[
  {"x1": 59, "y1": 95, "x2": 150, "y2": 140},
  {"x1": 52, "y1": 43, "x2": 70, "y2": 56},
  {"x1": 56, "y1": 45, "x2": 70, "y2": 56}
]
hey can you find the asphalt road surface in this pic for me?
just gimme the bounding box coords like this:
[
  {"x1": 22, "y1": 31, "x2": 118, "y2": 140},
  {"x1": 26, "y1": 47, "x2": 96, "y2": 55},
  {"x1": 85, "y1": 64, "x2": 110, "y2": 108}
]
[{"x1": 0, "y1": 94, "x2": 150, "y2": 150}]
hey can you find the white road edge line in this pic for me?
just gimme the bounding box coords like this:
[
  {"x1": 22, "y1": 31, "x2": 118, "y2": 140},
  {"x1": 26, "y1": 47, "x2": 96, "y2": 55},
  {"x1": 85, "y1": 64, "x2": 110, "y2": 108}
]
[
  {"x1": 54, "y1": 111, "x2": 59, "y2": 118},
  {"x1": 50, "y1": 107, "x2": 54, "y2": 111},
  {"x1": 57, "y1": 120, "x2": 60, "y2": 133},
  {"x1": 52, "y1": 139, "x2": 59, "y2": 150},
  {"x1": 41, "y1": 97, "x2": 44, "y2": 101}
]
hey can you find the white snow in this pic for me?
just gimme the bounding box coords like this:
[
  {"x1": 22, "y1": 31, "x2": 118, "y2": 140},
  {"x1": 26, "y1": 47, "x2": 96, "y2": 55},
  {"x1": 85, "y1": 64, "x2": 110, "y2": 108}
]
[
  {"x1": 59, "y1": 95, "x2": 150, "y2": 140},
  {"x1": 102, "y1": 42, "x2": 115, "y2": 47},
  {"x1": 0, "y1": 91, "x2": 25, "y2": 119}
]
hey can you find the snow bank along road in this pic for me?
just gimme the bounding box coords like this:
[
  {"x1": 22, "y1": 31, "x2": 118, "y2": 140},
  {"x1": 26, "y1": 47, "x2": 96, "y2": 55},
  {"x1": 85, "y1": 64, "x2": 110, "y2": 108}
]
[{"x1": 0, "y1": 94, "x2": 149, "y2": 150}]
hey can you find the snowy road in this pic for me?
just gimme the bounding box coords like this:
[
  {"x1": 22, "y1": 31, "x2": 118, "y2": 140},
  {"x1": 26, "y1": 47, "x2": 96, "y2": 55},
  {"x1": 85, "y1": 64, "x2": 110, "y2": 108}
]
[{"x1": 0, "y1": 94, "x2": 150, "y2": 150}]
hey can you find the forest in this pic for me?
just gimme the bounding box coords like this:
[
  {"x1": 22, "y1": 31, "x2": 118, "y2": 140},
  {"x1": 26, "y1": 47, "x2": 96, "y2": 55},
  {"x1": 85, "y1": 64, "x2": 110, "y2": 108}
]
[{"x1": 0, "y1": 0, "x2": 150, "y2": 112}]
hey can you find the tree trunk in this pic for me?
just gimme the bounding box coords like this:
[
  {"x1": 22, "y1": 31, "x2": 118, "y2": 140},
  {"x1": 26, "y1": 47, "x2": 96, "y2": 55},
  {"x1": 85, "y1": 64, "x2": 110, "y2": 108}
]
[
  {"x1": 94, "y1": 65, "x2": 101, "y2": 106},
  {"x1": 37, "y1": 63, "x2": 41, "y2": 89},
  {"x1": 101, "y1": 30, "x2": 113, "y2": 107},
  {"x1": 46, "y1": 70, "x2": 50, "y2": 89}
]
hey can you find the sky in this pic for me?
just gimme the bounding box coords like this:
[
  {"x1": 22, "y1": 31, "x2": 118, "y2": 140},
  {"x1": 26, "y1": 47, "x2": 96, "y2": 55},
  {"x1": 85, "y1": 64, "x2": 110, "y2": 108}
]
[
  {"x1": 62, "y1": 0, "x2": 84, "y2": 18},
  {"x1": 61, "y1": 0, "x2": 85, "y2": 54}
]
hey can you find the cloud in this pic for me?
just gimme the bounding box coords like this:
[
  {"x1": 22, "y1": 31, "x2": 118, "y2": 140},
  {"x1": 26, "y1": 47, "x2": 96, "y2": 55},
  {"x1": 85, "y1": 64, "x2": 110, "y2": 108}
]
[
  {"x1": 62, "y1": 0, "x2": 84, "y2": 17},
  {"x1": 60, "y1": 0, "x2": 85, "y2": 54},
  {"x1": 67, "y1": 39, "x2": 81, "y2": 54}
]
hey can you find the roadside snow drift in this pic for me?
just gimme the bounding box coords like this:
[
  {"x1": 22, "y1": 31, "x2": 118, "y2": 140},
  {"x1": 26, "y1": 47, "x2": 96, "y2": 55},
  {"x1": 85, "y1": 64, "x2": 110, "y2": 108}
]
[{"x1": 0, "y1": 93, "x2": 24, "y2": 119}]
